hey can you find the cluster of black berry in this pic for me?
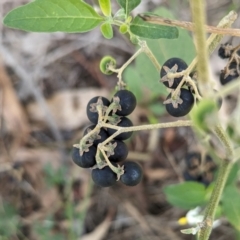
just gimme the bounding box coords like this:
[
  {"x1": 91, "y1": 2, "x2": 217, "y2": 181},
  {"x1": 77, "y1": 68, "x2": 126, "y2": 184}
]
[
  {"x1": 218, "y1": 43, "x2": 240, "y2": 85},
  {"x1": 183, "y1": 152, "x2": 217, "y2": 186},
  {"x1": 160, "y1": 58, "x2": 195, "y2": 117},
  {"x1": 71, "y1": 89, "x2": 143, "y2": 187}
]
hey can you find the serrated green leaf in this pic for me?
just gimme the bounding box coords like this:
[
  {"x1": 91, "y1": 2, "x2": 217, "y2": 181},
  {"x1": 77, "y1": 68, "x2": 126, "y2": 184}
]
[
  {"x1": 222, "y1": 186, "x2": 240, "y2": 231},
  {"x1": 100, "y1": 22, "x2": 113, "y2": 39},
  {"x1": 130, "y1": 15, "x2": 178, "y2": 39},
  {"x1": 116, "y1": 0, "x2": 141, "y2": 16},
  {"x1": 124, "y1": 7, "x2": 195, "y2": 103},
  {"x1": 98, "y1": 0, "x2": 111, "y2": 17},
  {"x1": 3, "y1": 0, "x2": 104, "y2": 32},
  {"x1": 164, "y1": 182, "x2": 207, "y2": 209}
]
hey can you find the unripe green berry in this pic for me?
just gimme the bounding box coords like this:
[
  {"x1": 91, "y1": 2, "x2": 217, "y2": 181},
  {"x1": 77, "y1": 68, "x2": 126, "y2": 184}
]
[
  {"x1": 99, "y1": 56, "x2": 116, "y2": 75},
  {"x1": 119, "y1": 24, "x2": 128, "y2": 34}
]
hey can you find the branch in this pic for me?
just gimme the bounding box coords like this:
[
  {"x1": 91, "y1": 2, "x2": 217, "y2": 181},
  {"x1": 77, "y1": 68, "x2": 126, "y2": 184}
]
[{"x1": 139, "y1": 11, "x2": 239, "y2": 36}]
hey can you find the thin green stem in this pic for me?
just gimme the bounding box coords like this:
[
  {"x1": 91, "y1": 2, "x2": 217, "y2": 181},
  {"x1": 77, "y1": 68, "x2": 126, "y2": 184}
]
[
  {"x1": 197, "y1": 125, "x2": 234, "y2": 240},
  {"x1": 190, "y1": 0, "x2": 211, "y2": 95},
  {"x1": 101, "y1": 120, "x2": 192, "y2": 132},
  {"x1": 99, "y1": 120, "x2": 192, "y2": 146},
  {"x1": 140, "y1": 40, "x2": 162, "y2": 71},
  {"x1": 108, "y1": 47, "x2": 144, "y2": 88},
  {"x1": 198, "y1": 160, "x2": 233, "y2": 240},
  {"x1": 213, "y1": 125, "x2": 233, "y2": 158}
]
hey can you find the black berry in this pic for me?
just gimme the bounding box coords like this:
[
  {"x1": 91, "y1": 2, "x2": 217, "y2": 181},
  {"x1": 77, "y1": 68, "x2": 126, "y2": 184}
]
[
  {"x1": 165, "y1": 88, "x2": 194, "y2": 117},
  {"x1": 185, "y1": 152, "x2": 201, "y2": 170},
  {"x1": 86, "y1": 96, "x2": 110, "y2": 124},
  {"x1": 107, "y1": 117, "x2": 133, "y2": 140},
  {"x1": 71, "y1": 146, "x2": 96, "y2": 168},
  {"x1": 120, "y1": 161, "x2": 143, "y2": 186},
  {"x1": 183, "y1": 169, "x2": 201, "y2": 182},
  {"x1": 218, "y1": 43, "x2": 233, "y2": 59},
  {"x1": 220, "y1": 62, "x2": 239, "y2": 85},
  {"x1": 109, "y1": 140, "x2": 128, "y2": 162},
  {"x1": 113, "y1": 90, "x2": 137, "y2": 116},
  {"x1": 83, "y1": 125, "x2": 109, "y2": 146},
  {"x1": 92, "y1": 166, "x2": 117, "y2": 187},
  {"x1": 160, "y1": 58, "x2": 188, "y2": 89}
]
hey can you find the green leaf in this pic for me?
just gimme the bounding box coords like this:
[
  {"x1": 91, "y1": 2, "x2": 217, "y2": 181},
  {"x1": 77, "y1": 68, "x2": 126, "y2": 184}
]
[
  {"x1": 190, "y1": 98, "x2": 218, "y2": 132},
  {"x1": 3, "y1": 0, "x2": 104, "y2": 32},
  {"x1": 222, "y1": 185, "x2": 240, "y2": 231},
  {"x1": 164, "y1": 182, "x2": 207, "y2": 209},
  {"x1": 100, "y1": 22, "x2": 113, "y2": 39},
  {"x1": 130, "y1": 15, "x2": 178, "y2": 39},
  {"x1": 116, "y1": 0, "x2": 141, "y2": 16},
  {"x1": 226, "y1": 162, "x2": 239, "y2": 186},
  {"x1": 149, "y1": 103, "x2": 166, "y2": 116},
  {"x1": 124, "y1": 7, "x2": 195, "y2": 103},
  {"x1": 98, "y1": 0, "x2": 111, "y2": 17}
]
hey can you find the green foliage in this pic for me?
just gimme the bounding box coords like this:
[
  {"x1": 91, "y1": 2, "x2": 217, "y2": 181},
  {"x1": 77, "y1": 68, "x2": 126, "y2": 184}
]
[
  {"x1": 33, "y1": 216, "x2": 65, "y2": 240},
  {"x1": 163, "y1": 182, "x2": 207, "y2": 209},
  {"x1": 101, "y1": 22, "x2": 113, "y2": 39},
  {"x1": 222, "y1": 186, "x2": 240, "y2": 231},
  {"x1": 225, "y1": 162, "x2": 239, "y2": 186},
  {"x1": 3, "y1": 0, "x2": 104, "y2": 32},
  {"x1": 191, "y1": 98, "x2": 218, "y2": 132},
  {"x1": 0, "y1": 203, "x2": 19, "y2": 238},
  {"x1": 98, "y1": 0, "x2": 112, "y2": 17},
  {"x1": 148, "y1": 102, "x2": 166, "y2": 116},
  {"x1": 125, "y1": 7, "x2": 195, "y2": 104},
  {"x1": 44, "y1": 163, "x2": 67, "y2": 186},
  {"x1": 130, "y1": 15, "x2": 178, "y2": 39},
  {"x1": 116, "y1": 0, "x2": 141, "y2": 16}
]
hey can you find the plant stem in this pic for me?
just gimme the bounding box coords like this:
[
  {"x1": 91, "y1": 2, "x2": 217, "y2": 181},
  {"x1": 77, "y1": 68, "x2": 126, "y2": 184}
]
[
  {"x1": 102, "y1": 120, "x2": 192, "y2": 132},
  {"x1": 108, "y1": 47, "x2": 144, "y2": 88},
  {"x1": 99, "y1": 120, "x2": 192, "y2": 145},
  {"x1": 139, "y1": 40, "x2": 162, "y2": 71},
  {"x1": 197, "y1": 125, "x2": 234, "y2": 240},
  {"x1": 139, "y1": 11, "x2": 239, "y2": 36},
  {"x1": 198, "y1": 160, "x2": 233, "y2": 240},
  {"x1": 190, "y1": 0, "x2": 210, "y2": 88},
  {"x1": 171, "y1": 10, "x2": 236, "y2": 99}
]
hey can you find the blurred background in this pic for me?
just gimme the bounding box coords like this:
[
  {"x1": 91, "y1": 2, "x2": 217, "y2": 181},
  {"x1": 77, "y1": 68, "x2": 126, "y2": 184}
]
[{"x1": 0, "y1": 0, "x2": 240, "y2": 239}]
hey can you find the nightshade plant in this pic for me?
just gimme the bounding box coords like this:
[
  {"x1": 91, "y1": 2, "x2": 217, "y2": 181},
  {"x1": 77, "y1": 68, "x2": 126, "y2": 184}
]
[{"x1": 3, "y1": 0, "x2": 240, "y2": 239}]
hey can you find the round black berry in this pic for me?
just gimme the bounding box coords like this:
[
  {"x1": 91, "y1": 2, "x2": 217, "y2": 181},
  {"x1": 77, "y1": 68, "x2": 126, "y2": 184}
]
[
  {"x1": 71, "y1": 146, "x2": 96, "y2": 168},
  {"x1": 92, "y1": 165, "x2": 117, "y2": 187},
  {"x1": 83, "y1": 125, "x2": 109, "y2": 146},
  {"x1": 220, "y1": 62, "x2": 239, "y2": 85},
  {"x1": 185, "y1": 152, "x2": 201, "y2": 170},
  {"x1": 183, "y1": 169, "x2": 201, "y2": 182},
  {"x1": 107, "y1": 117, "x2": 133, "y2": 140},
  {"x1": 109, "y1": 140, "x2": 128, "y2": 162},
  {"x1": 165, "y1": 88, "x2": 194, "y2": 117},
  {"x1": 204, "y1": 155, "x2": 216, "y2": 172},
  {"x1": 160, "y1": 58, "x2": 188, "y2": 89},
  {"x1": 86, "y1": 96, "x2": 110, "y2": 124},
  {"x1": 218, "y1": 43, "x2": 233, "y2": 59},
  {"x1": 120, "y1": 161, "x2": 143, "y2": 186},
  {"x1": 113, "y1": 90, "x2": 137, "y2": 116}
]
